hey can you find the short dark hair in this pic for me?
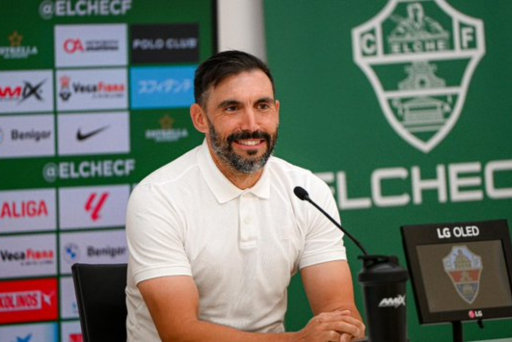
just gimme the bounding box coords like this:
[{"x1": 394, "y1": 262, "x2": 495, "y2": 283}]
[{"x1": 194, "y1": 50, "x2": 275, "y2": 107}]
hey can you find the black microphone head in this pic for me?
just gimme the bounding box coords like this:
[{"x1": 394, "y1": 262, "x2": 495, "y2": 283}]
[{"x1": 293, "y1": 186, "x2": 310, "y2": 201}]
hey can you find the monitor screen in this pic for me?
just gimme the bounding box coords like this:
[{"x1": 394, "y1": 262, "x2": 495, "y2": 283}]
[{"x1": 402, "y1": 220, "x2": 512, "y2": 324}]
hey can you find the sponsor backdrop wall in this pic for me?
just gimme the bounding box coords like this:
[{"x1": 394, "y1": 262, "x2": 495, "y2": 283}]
[
  {"x1": 0, "y1": 0, "x2": 216, "y2": 340},
  {"x1": 265, "y1": 0, "x2": 512, "y2": 341}
]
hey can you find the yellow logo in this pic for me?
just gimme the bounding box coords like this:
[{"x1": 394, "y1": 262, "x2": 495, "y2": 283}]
[{"x1": 1, "y1": 31, "x2": 38, "y2": 60}]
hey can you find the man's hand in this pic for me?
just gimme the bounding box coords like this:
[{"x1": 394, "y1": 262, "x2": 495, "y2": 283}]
[
  {"x1": 301, "y1": 261, "x2": 366, "y2": 341},
  {"x1": 297, "y1": 310, "x2": 365, "y2": 342}
]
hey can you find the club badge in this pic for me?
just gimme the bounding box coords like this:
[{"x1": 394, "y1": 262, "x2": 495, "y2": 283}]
[
  {"x1": 443, "y1": 245, "x2": 483, "y2": 304},
  {"x1": 352, "y1": 0, "x2": 485, "y2": 153}
]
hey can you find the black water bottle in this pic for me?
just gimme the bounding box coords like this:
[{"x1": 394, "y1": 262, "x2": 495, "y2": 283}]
[{"x1": 358, "y1": 255, "x2": 409, "y2": 342}]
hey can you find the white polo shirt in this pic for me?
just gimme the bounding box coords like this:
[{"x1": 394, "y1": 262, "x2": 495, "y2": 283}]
[{"x1": 125, "y1": 140, "x2": 346, "y2": 341}]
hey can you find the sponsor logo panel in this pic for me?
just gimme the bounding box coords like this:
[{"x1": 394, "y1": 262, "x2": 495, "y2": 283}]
[
  {"x1": 352, "y1": 0, "x2": 485, "y2": 153},
  {"x1": 55, "y1": 24, "x2": 127, "y2": 67},
  {"x1": 0, "y1": 31, "x2": 39, "y2": 60},
  {"x1": 60, "y1": 277, "x2": 78, "y2": 318},
  {"x1": 0, "y1": 234, "x2": 57, "y2": 279},
  {"x1": 0, "y1": 322, "x2": 58, "y2": 342},
  {"x1": 57, "y1": 112, "x2": 130, "y2": 156},
  {"x1": 0, "y1": 189, "x2": 57, "y2": 234},
  {"x1": 0, "y1": 70, "x2": 54, "y2": 114},
  {"x1": 0, "y1": 278, "x2": 58, "y2": 324},
  {"x1": 0, "y1": 115, "x2": 55, "y2": 159},
  {"x1": 130, "y1": 66, "x2": 195, "y2": 109},
  {"x1": 59, "y1": 185, "x2": 130, "y2": 230},
  {"x1": 61, "y1": 321, "x2": 83, "y2": 342},
  {"x1": 131, "y1": 24, "x2": 199, "y2": 64},
  {"x1": 40, "y1": 0, "x2": 132, "y2": 20},
  {"x1": 56, "y1": 68, "x2": 128, "y2": 112},
  {"x1": 60, "y1": 230, "x2": 128, "y2": 274}
]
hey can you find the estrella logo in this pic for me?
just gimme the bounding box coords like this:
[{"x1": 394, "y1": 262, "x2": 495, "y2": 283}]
[{"x1": 352, "y1": 0, "x2": 485, "y2": 153}]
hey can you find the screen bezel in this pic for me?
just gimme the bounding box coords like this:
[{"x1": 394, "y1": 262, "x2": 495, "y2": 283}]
[{"x1": 401, "y1": 219, "x2": 512, "y2": 325}]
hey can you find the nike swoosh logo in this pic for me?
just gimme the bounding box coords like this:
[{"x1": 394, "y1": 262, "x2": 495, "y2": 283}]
[{"x1": 76, "y1": 126, "x2": 110, "y2": 141}]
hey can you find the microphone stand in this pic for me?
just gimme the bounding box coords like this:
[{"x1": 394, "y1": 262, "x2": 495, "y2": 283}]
[
  {"x1": 293, "y1": 186, "x2": 409, "y2": 342},
  {"x1": 452, "y1": 321, "x2": 464, "y2": 342},
  {"x1": 295, "y1": 187, "x2": 368, "y2": 256}
]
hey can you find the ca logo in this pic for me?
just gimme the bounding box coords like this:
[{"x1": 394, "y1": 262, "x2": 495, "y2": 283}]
[{"x1": 352, "y1": 0, "x2": 485, "y2": 153}]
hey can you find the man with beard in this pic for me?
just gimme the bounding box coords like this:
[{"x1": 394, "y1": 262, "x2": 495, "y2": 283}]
[{"x1": 125, "y1": 50, "x2": 365, "y2": 342}]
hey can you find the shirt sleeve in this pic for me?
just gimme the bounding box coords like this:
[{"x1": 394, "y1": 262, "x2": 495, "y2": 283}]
[
  {"x1": 126, "y1": 182, "x2": 192, "y2": 285},
  {"x1": 298, "y1": 174, "x2": 347, "y2": 269}
]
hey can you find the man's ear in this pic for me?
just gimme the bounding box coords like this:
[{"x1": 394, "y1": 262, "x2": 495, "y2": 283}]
[
  {"x1": 275, "y1": 99, "x2": 281, "y2": 124},
  {"x1": 190, "y1": 103, "x2": 209, "y2": 134}
]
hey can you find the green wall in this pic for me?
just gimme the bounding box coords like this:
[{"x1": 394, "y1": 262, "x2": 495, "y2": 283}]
[{"x1": 265, "y1": 0, "x2": 512, "y2": 340}]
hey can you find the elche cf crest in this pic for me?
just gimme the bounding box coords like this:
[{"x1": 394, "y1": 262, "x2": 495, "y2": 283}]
[
  {"x1": 443, "y1": 245, "x2": 483, "y2": 304},
  {"x1": 352, "y1": 0, "x2": 485, "y2": 153}
]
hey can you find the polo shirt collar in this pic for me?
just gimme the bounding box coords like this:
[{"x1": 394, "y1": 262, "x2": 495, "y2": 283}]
[{"x1": 198, "y1": 139, "x2": 271, "y2": 204}]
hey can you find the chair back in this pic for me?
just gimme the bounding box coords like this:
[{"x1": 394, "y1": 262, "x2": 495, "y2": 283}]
[{"x1": 72, "y1": 263, "x2": 128, "y2": 342}]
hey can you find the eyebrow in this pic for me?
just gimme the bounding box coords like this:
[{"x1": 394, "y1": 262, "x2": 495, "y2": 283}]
[
  {"x1": 217, "y1": 100, "x2": 241, "y2": 110},
  {"x1": 216, "y1": 97, "x2": 275, "y2": 110},
  {"x1": 256, "y1": 97, "x2": 276, "y2": 104}
]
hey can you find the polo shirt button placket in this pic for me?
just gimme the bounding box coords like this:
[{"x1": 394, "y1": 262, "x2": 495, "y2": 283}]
[{"x1": 239, "y1": 192, "x2": 257, "y2": 249}]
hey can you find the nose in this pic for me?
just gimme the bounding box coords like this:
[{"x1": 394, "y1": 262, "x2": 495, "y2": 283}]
[{"x1": 240, "y1": 107, "x2": 259, "y2": 132}]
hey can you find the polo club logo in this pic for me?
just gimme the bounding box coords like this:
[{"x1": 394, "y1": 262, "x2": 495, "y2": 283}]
[
  {"x1": 443, "y1": 245, "x2": 482, "y2": 304},
  {"x1": 352, "y1": 0, "x2": 485, "y2": 153}
]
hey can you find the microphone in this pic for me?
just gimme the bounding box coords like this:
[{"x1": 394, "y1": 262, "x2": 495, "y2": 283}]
[
  {"x1": 293, "y1": 185, "x2": 409, "y2": 342},
  {"x1": 293, "y1": 186, "x2": 368, "y2": 256}
]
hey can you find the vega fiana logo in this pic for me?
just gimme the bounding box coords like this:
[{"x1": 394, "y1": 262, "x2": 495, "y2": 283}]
[{"x1": 352, "y1": 0, "x2": 485, "y2": 153}]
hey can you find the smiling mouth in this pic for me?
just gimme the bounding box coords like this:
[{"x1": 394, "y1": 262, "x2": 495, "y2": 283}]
[
  {"x1": 236, "y1": 139, "x2": 264, "y2": 146},
  {"x1": 227, "y1": 130, "x2": 271, "y2": 152}
]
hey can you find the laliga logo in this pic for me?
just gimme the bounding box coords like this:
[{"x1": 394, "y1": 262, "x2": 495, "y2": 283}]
[
  {"x1": 352, "y1": 0, "x2": 485, "y2": 153},
  {"x1": 85, "y1": 192, "x2": 109, "y2": 221}
]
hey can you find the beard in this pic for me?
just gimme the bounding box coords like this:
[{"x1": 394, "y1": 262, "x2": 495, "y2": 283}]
[{"x1": 207, "y1": 121, "x2": 278, "y2": 174}]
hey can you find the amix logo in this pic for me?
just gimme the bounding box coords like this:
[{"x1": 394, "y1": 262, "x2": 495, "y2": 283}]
[
  {"x1": 352, "y1": 0, "x2": 485, "y2": 153},
  {"x1": 378, "y1": 294, "x2": 406, "y2": 308},
  {"x1": 0, "y1": 80, "x2": 46, "y2": 103}
]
